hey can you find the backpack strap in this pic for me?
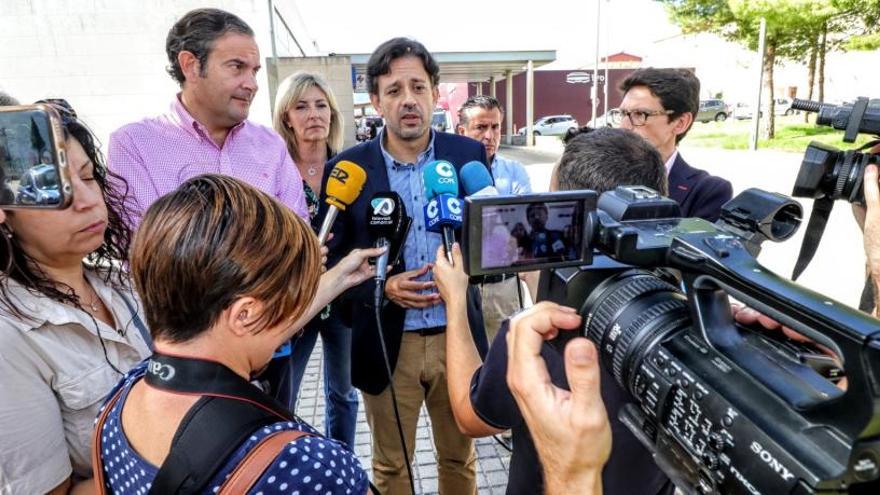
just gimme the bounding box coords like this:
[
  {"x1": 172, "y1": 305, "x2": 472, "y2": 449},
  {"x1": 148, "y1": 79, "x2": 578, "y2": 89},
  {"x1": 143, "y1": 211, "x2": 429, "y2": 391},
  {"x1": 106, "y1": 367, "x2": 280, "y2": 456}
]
[
  {"x1": 91, "y1": 385, "x2": 127, "y2": 495},
  {"x1": 149, "y1": 396, "x2": 283, "y2": 494},
  {"x1": 218, "y1": 429, "x2": 313, "y2": 494}
]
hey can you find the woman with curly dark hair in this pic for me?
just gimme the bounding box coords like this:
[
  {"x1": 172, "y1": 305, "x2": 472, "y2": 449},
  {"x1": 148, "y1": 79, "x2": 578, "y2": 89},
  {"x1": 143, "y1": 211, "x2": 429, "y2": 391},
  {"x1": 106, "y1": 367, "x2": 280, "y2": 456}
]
[{"x1": 0, "y1": 99, "x2": 152, "y2": 495}]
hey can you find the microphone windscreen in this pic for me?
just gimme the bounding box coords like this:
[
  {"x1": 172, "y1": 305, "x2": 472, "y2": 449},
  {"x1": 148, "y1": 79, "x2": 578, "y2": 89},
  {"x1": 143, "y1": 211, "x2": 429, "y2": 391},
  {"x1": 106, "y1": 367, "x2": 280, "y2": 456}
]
[
  {"x1": 422, "y1": 160, "x2": 459, "y2": 199},
  {"x1": 459, "y1": 161, "x2": 494, "y2": 196},
  {"x1": 326, "y1": 160, "x2": 367, "y2": 210},
  {"x1": 368, "y1": 192, "x2": 403, "y2": 241}
]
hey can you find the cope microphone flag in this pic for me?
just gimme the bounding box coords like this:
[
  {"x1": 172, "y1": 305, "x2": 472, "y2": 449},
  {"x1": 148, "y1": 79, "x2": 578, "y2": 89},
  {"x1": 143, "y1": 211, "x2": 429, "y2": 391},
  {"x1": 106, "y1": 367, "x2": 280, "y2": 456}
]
[
  {"x1": 317, "y1": 160, "x2": 367, "y2": 245},
  {"x1": 422, "y1": 160, "x2": 462, "y2": 262}
]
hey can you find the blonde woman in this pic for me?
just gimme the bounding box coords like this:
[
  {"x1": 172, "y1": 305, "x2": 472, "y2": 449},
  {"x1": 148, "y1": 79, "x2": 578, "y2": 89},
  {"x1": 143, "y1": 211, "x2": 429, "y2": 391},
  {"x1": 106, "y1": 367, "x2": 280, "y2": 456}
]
[{"x1": 271, "y1": 71, "x2": 358, "y2": 446}]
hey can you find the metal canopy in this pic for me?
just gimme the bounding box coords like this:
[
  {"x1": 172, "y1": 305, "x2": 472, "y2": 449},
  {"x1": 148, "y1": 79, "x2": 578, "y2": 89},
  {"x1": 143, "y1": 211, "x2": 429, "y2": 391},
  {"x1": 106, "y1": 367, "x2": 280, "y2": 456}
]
[{"x1": 343, "y1": 50, "x2": 556, "y2": 83}]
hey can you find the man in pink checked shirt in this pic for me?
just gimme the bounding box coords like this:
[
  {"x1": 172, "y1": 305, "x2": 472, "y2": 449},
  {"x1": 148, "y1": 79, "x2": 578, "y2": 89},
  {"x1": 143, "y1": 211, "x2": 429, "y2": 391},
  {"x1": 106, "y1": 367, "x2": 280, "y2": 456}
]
[{"x1": 108, "y1": 8, "x2": 308, "y2": 229}]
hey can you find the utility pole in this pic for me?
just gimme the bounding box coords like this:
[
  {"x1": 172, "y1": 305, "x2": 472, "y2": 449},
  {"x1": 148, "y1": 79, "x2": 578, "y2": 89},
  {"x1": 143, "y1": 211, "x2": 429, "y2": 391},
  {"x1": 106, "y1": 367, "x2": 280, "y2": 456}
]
[
  {"x1": 749, "y1": 17, "x2": 767, "y2": 151},
  {"x1": 591, "y1": 0, "x2": 601, "y2": 123},
  {"x1": 603, "y1": 0, "x2": 610, "y2": 125}
]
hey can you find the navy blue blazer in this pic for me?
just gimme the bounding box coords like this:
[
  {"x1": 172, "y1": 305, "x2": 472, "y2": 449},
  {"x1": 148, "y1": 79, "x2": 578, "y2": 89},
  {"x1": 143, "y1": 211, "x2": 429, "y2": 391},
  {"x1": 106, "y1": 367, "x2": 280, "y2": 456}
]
[
  {"x1": 668, "y1": 153, "x2": 733, "y2": 222},
  {"x1": 317, "y1": 132, "x2": 489, "y2": 395}
]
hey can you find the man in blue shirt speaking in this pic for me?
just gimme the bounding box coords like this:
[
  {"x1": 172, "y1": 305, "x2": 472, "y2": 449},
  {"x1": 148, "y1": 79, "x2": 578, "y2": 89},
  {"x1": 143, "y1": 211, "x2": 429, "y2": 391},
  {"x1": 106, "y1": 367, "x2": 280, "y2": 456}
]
[{"x1": 319, "y1": 38, "x2": 487, "y2": 494}]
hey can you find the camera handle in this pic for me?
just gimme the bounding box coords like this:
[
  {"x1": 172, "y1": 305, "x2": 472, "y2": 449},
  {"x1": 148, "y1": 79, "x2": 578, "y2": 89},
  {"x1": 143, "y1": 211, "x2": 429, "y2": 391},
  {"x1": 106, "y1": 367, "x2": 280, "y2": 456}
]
[
  {"x1": 668, "y1": 234, "x2": 880, "y2": 443},
  {"x1": 791, "y1": 196, "x2": 834, "y2": 281}
]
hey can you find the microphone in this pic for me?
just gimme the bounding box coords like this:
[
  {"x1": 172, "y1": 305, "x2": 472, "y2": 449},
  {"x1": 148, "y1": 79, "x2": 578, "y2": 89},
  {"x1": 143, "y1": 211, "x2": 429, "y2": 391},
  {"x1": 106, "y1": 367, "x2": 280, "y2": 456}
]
[
  {"x1": 459, "y1": 160, "x2": 498, "y2": 197},
  {"x1": 422, "y1": 160, "x2": 462, "y2": 263},
  {"x1": 367, "y1": 192, "x2": 411, "y2": 283},
  {"x1": 317, "y1": 160, "x2": 367, "y2": 245}
]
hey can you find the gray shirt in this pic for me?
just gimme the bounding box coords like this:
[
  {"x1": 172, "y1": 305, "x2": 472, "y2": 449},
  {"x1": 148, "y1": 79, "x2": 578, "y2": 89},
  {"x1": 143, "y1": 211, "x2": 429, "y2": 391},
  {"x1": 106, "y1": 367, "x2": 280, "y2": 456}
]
[{"x1": 0, "y1": 271, "x2": 151, "y2": 494}]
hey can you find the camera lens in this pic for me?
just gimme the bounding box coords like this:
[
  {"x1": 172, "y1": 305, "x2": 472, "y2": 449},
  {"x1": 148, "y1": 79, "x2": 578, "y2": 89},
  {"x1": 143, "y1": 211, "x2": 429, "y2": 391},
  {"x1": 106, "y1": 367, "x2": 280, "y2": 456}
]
[
  {"x1": 580, "y1": 270, "x2": 690, "y2": 391},
  {"x1": 794, "y1": 142, "x2": 879, "y2": 204}
]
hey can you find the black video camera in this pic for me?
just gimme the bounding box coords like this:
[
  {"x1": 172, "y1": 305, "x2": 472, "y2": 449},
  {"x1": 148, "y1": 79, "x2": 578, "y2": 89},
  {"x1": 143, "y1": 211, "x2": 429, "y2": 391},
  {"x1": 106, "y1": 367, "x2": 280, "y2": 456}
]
[
  {"x1": 462, "y1": 187, "x2": 880, "y2": 494},
  {"x1": 791, "y1": 97, "x2": 880, "y2": 205},
  {"x1": 787, "y1": 97, "x2": 880, "y2": 282}
]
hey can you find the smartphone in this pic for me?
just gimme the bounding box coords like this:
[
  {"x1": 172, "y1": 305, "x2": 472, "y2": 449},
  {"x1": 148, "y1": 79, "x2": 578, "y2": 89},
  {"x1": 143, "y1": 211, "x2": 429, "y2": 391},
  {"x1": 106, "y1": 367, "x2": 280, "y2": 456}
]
[{"x1": 0, "y1": 104, "x2": 72, "y2": 208}]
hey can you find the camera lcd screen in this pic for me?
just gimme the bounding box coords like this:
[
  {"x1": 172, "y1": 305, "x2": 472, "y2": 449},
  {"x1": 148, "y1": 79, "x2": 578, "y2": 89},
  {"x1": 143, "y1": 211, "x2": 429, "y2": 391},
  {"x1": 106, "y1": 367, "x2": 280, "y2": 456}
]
[
  {"x1": 481, "y1": 201, "x2": 584, "y2": 269},
  {"x1": 462, "y1": 191, "x2": 595, "y2": 276}
]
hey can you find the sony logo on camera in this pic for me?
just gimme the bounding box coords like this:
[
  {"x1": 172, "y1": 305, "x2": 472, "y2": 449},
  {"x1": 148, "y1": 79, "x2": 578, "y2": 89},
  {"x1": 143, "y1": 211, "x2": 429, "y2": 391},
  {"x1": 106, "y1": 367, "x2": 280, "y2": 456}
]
[{"x1": 750, "y1": 441, "x2": 795, "y2": 482}]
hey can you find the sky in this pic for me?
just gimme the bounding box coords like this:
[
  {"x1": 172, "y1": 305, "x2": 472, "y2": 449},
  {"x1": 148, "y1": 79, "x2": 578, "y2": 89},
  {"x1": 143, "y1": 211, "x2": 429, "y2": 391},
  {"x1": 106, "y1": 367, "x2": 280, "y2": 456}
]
[{"x1": 282, "y1": 0, "x2": 684, "y2": 68}]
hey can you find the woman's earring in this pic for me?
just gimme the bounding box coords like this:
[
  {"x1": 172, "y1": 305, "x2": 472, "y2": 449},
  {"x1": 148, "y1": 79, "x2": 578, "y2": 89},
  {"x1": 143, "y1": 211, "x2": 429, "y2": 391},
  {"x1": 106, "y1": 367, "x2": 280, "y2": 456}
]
[{"x1": 1, "y1": 225, "x2": 12, "y2": 239}]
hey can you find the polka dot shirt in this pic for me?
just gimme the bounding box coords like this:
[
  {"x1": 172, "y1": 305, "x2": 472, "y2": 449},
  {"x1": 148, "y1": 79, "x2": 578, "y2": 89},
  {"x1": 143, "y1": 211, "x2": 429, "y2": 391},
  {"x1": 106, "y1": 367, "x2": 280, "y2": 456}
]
[{"x1": 97, "y1": 363, "x2": 370, "y2": 494}]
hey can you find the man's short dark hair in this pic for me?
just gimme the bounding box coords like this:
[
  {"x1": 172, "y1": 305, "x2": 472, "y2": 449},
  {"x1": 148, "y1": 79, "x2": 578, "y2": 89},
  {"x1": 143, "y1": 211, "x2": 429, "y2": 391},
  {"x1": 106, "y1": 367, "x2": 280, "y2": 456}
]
[
  {"x1": 556, "y1": 127, "x2": 667, "y2": 196},
  {"x1": 165, "y1": 8, "x2": 254, "y2": 86},
  {"x1": 0, "y1": 92, "x2": 19, "y2": 106},
  {"x1": 458, "y1": 95, "x2": 503, "y2": 128},
  {"x1": 619, "y1": 68, "x2": 700, "y2": 143},
  {"x1": 526, "y1": 202, "x2": 548, "y2": 217},
  {"x1": 366, "y1": 38, "x2": 439, "y2": 95}
]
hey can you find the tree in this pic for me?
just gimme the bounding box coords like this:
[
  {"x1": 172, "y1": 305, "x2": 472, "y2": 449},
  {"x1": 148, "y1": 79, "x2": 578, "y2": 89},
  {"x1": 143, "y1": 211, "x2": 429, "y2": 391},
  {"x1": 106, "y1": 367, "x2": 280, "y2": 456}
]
[{"x1": 662, "y1": 1, "x2": 831, "y2": 139}]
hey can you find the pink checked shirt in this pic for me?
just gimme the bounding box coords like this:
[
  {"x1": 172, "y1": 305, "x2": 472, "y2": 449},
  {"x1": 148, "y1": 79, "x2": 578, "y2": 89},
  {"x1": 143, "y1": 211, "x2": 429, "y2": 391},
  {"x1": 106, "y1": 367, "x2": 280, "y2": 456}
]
[{"x1": 108, "y1": 96, "x2": 309, "y2": 230}]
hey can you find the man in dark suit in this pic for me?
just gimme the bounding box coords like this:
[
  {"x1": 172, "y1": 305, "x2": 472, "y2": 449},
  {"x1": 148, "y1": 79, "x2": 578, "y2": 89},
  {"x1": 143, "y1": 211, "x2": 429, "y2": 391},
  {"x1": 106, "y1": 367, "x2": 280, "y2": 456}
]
[
  {"x1": 318, "y1": 37, "x2": 487, "y2": 495},
  {"x1": 615, "y1": 68, "x2": 733, "y2": 221}
]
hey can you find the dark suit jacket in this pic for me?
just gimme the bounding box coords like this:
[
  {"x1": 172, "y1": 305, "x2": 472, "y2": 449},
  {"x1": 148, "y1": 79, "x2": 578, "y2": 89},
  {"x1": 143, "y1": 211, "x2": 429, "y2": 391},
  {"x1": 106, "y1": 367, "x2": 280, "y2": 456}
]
[
  {"x1": 317, "y1": 132, "x2": 489, "y2": 396},
  {"x1": 668, "y1": 153, "x2": 733, "y2": 222}
]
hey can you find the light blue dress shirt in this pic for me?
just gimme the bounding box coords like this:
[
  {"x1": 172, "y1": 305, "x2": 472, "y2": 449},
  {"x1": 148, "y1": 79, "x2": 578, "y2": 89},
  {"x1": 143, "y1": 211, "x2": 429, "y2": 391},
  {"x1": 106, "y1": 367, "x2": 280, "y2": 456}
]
[
  {"x1": 491, "y1": 154, "x2": 532, "y2": 195},
  {"x1": 380, "y1": 130, "x2": 447, "y2": 331}
]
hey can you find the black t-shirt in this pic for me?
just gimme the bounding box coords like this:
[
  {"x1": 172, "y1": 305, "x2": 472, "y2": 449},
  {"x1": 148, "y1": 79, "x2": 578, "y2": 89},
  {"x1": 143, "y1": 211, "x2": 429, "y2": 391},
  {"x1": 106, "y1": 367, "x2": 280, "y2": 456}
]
[{"x1": 470, "y1": 321, "x2": 674, "y2": 495}]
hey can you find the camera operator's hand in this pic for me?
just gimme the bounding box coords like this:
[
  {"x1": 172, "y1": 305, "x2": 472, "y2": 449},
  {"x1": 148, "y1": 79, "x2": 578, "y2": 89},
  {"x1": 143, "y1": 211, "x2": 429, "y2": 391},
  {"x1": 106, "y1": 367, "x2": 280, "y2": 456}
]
[
  {"x1": 506, "y1": 302, "x2": 611, "y2": 494},
  {"x1": 385, "y1": 264, "x2": 441, "y2": 309},
  {"x1": 852, "y1": 162, "x2": 880, "y2": 316},
  {"x1": 432, "y1": 243, "x2": 469, "y2": 307},
  {"x1": 731, "y1": 303, "x2": 847, "y2": 390}
]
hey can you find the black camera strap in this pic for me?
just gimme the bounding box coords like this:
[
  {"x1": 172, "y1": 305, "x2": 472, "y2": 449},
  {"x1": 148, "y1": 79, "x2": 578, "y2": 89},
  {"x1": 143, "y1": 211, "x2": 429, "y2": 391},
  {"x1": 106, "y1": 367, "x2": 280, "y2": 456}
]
[
  {"x1": 792, "y1": 197, "x2": 834, "y2": 281},
  {"x1": 143, "y1": 352, "x2": 295, "y2": 494}
]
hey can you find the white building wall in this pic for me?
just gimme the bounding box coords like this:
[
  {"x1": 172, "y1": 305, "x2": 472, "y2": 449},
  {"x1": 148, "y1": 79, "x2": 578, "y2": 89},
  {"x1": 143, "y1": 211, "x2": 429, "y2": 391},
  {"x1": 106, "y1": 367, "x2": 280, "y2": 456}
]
[{"x1": 0, "y1": 0, "x2": 305, "y2": 144}]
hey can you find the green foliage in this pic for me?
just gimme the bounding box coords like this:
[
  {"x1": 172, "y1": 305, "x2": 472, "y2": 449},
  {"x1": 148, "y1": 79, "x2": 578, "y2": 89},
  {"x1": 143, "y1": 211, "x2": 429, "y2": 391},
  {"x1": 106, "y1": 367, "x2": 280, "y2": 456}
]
[
  {"x1": 686, "y1": 117, "x2": 875, "y2": 152},
  {"x1": 659, "y1": 0, "x2": 879, "y2": 59},
  {"x1": 845, "y1": 32, "x2": 880, "y2": 51}
]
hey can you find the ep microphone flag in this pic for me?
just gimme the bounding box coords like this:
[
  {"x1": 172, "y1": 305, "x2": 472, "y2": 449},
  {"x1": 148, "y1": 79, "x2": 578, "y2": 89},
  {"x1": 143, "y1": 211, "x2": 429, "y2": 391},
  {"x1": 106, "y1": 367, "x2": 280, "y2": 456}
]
[
  {"x1": 459, "y1": 161, "x2": 498, "y2": 197},
  {"x1": 317, "y1": 160, "x2": 367, "y2": 245}
]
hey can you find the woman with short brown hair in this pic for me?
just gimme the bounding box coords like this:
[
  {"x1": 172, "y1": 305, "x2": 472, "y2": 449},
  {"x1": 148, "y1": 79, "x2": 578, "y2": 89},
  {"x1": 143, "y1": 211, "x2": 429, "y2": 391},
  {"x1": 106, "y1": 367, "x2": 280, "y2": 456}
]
[{"x1": 95, "y1": 174, "x2": 379, "y2": 494}]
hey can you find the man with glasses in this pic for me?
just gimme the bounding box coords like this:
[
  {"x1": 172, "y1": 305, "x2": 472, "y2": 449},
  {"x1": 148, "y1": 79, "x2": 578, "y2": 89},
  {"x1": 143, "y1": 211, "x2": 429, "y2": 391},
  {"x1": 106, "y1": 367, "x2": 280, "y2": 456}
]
[{"x1": 610, "y1": 68, "x2": 732, "y2": 221}]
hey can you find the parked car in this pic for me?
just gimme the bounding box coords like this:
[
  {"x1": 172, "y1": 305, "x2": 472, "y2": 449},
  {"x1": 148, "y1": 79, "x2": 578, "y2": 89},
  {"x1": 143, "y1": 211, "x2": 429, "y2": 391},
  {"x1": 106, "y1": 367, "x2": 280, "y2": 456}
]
[
  {"x1": 431, "y1": 109, "x2": 453, "y2": 133},
  {"x1": 16, "y1": 164, "x2": 60, "y2": 205},
  {"x1": 518, "y1": 114, "x2": 579, "y2": 136},
  {"x1": 774, "y1": 98, "x2": 798, "y2": 116},
  {"x1": 357, "y1": 116, "x2": 384, "y2": 141},
  {"x1": 732, "y1": 102, "x2": 759, "y2": 120},
  {"x1": 696, "y1": 99, "x2": 730, "y2": 122},
  {"x1": 732, "y1": 99, "x2": 798, "y2": 120},
  {"x1": 586, "y1": 111, "x2": 614, "y2": 129}
]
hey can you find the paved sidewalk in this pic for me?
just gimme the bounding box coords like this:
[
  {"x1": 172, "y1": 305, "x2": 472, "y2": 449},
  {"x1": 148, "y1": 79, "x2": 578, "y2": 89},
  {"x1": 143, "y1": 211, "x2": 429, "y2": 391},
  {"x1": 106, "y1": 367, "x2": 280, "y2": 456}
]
[{"x1": 295, "y1": 338, "x2": 512, "y2": 494}]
